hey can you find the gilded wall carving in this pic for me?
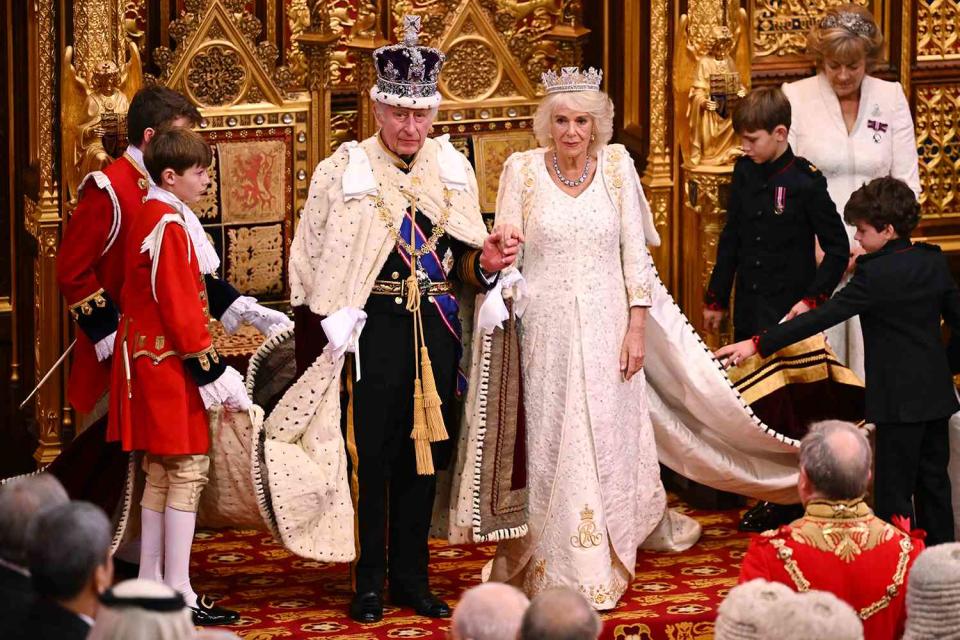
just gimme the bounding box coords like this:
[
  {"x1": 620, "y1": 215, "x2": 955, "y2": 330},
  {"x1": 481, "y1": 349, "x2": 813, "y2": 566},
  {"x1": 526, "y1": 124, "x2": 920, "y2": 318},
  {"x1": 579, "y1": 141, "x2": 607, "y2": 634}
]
[
  {"x1": 752, "y1": 0, "x2": 869, "y2": 59},
  {"x1": 917, "y1": 0, "x2": 960, "y2": 61},
  {"x1": 915, "y1": 84, "x2": 960, "y2": 218}
]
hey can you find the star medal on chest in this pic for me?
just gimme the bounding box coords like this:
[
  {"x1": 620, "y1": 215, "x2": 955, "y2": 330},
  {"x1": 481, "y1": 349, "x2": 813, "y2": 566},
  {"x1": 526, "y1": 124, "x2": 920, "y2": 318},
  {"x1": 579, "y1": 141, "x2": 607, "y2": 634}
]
[
  {"x1": 867, "y1": 118, "x2": 888, "y2": 144},
  {"x1": 774, "y1": 185, "x2": 787, "y2": 215},
  {"x1": 442, "y1": 247, "x2": 454, "y2": 275}
]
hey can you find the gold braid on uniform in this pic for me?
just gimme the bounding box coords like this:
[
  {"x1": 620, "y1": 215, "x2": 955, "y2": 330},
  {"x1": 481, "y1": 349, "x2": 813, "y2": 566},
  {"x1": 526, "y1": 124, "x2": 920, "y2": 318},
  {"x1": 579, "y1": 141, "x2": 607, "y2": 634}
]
[
  {"x1": 377, "y1": 188, "x2": 453, "y2": 475},
  {"x1": 768, "y1": 535, "x2": 914, "y2": 620}
]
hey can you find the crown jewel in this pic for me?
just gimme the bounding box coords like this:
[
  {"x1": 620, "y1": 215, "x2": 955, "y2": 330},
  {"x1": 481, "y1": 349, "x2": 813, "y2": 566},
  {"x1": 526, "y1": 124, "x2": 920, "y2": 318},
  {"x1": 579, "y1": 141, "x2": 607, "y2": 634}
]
[
  {"x1": 820, "y1": 11, "x2": 875, "y2": 38},
  {"x1": 370, "y1": 14, "x2": 445, "y2": 107},
  {"x1": 541, "y1": 66, "x2": 603, "y2": 94}
]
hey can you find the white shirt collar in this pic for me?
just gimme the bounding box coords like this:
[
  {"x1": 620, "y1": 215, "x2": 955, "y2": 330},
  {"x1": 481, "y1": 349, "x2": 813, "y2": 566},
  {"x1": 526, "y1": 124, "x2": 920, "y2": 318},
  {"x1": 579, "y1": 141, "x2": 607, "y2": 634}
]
[{"x1": 77, "y1": 612, "x2": 95, "y2": 627}]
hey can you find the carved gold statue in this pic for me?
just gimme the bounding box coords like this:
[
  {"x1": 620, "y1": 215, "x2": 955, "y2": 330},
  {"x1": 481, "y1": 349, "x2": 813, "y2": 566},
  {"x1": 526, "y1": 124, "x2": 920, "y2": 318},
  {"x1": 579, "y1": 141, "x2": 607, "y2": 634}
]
[
  {"x1": 674, "y1": 9, "x2": 751, "y2": 169},
  {"x1": 61, "y1": 41, "x2": 143, "y2": 204}
]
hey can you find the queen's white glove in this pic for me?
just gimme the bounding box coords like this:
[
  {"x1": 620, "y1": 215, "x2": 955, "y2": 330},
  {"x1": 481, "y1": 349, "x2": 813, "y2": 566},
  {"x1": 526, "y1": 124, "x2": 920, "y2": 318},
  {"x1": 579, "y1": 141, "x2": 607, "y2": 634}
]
[{"x1": 198, "y1": 365, "x2": 251, "y2": 411}]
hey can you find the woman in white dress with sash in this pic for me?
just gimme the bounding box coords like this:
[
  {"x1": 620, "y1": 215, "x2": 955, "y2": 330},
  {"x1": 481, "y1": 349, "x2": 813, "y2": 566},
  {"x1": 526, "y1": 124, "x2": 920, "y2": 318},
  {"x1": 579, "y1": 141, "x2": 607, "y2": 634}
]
[
  {"x1": 485, "y1": 68, "x2": 699, "y2": 610},
  {"x1": 782, "y1": 4, "x2": 921, "y2": 378}
]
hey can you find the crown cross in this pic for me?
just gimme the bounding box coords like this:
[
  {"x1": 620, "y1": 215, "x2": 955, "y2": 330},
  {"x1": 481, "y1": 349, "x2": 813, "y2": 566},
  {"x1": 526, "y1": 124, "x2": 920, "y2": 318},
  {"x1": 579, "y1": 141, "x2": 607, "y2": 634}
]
[
  {"x1": 542, "y1": 66, "x2": 603, "y2": 94},
  {"x1": 403, "y1": 14, "x2": 422, "y2": 47}
]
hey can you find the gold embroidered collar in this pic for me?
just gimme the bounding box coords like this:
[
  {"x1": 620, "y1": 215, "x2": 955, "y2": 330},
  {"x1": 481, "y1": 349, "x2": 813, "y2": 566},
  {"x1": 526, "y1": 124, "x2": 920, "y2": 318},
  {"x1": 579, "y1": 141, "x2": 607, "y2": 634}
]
[{"x1": 803, "y1": 498, "x2": 871, "y2": 520}]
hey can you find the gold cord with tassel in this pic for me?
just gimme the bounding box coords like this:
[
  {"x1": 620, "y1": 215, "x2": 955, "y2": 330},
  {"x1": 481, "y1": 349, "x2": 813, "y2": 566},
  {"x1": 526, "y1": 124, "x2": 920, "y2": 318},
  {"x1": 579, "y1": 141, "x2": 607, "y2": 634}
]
[{"x1": 403, "y1": 189, "x2": 445, "y2": 475}]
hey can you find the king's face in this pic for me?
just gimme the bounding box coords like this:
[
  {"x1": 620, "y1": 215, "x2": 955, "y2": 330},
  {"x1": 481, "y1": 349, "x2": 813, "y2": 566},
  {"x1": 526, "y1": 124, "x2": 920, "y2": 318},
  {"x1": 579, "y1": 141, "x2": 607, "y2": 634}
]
[{"x1": 375, "y1": 104, "x2": 435, "y2": 157}]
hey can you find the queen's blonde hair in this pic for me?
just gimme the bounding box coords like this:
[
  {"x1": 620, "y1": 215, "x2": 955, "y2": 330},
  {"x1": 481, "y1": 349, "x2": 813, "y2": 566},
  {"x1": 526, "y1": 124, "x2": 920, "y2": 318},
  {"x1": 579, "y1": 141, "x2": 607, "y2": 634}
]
[
  {"x1": 532, "y1": 90, "x2": 614, "y2": 156},
  {"x1": 806, "y1": 4, "x2": 883, "y2": 68}
]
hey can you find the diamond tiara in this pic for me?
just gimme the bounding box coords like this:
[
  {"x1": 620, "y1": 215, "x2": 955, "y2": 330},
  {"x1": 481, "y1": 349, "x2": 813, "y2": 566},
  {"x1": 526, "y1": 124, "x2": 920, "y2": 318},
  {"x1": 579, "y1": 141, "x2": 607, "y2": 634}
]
[
  {"x1": 542, "y1": 66, "x2": 603, "y2": 94},
  {"x1": 820, "y1": 11, "x2": 876, "y2": 38}
]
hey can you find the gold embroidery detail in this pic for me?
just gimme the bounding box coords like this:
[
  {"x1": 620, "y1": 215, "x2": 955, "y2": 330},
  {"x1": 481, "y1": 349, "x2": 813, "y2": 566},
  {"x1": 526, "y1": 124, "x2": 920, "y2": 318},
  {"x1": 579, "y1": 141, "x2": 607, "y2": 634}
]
[
  {"x1": 770, "y1": 532, "x2": 914, "y2": 620},
  {"x1": 137, "y1": 334, "x2": 146, "y2": 349},
  {"x1": 519, "y1": 156, "x2": 536, "y2": 225},
  {"x1": 571, "y1": 505, "x2": 604, "y2": 549},
  {"x1": 629, "y1": 282, "x2": 652, "y2": 302},
  {"x1": 132, "y1": 350, "x2": 178, "y2": 365},
  {"x1": 199, "y1": 354, "x2": 211, "y2": 371},
  {"x1": 155, "y1": 336, "x2": 165, "y2": 350},
  {"x1": 69, "y1": 289, "x2": 109, "y2": 319},
  {"x1": 789, "y1": 500, "x2": 896, "y2": 562},
  {"x1": 578, "y1": 574, "x2": 628, "y2": 606}
]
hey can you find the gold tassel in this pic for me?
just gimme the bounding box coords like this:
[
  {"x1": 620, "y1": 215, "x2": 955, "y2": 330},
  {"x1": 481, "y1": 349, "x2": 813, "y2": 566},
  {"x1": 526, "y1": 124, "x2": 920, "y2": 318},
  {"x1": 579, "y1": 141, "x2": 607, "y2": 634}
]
[
  {"x1": 412, "y1": 379, "x2": 434, "y2": 475},
  {"x1": 419, "y1": 345, "x2": 448, "y2": 442}
]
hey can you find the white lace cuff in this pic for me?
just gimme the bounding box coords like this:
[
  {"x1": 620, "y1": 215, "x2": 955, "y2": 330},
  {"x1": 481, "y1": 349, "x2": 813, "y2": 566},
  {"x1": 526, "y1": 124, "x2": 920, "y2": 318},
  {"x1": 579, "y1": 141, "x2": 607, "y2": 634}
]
[
  {"x1": 94, "y1": 331, "x2": 117, "y2": 362},
  {"x1": 198, "y1": 366, "x2": 252, "y2": 411}
]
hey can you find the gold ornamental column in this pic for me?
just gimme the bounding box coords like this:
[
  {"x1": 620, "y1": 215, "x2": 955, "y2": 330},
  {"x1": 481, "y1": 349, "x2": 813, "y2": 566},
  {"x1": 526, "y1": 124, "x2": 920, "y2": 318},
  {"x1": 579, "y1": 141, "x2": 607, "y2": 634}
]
[
  {"x1": 346, "y1": 2, "x2": 388, "y2": 140},
  {"x1": 298, "y1": 3, "x2": 339, "y2": 163},
  {"x1": 673, "y1": 1, "x2": 750, "y2": 348},
  {"x1": 26, "y1": 0, "x2": 64, "y2": 464}
]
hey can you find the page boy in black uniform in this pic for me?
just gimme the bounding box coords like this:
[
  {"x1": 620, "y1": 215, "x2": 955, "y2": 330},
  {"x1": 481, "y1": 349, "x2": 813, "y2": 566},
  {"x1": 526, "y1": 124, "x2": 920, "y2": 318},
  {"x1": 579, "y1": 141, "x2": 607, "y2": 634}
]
[{"x1": 703, "y1": 86, "x2": 850, "y2": 531}]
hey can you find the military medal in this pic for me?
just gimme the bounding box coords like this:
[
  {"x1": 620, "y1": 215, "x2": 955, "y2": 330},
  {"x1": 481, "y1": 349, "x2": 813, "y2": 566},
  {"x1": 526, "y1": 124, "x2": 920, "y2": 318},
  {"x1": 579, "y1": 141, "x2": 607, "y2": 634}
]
[
  {"x1": 774, "y1": 186, "x2": 786, "y2": 215},
  {"x1": 867, "y1": 119, "x2": 888, "y2": 144}
]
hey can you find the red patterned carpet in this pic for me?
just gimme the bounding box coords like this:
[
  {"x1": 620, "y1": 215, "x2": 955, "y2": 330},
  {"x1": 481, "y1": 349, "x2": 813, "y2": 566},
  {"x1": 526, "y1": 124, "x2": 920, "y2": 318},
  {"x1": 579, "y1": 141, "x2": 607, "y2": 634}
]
[{"x1": 190, "y1": 501, "x2": 749, "y2": 640}]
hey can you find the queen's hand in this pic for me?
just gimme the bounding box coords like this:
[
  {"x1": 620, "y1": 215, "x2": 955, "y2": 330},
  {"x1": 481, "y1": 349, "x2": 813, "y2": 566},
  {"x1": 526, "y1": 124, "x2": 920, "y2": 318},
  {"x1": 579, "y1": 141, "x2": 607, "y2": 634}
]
[{"x1": 620, "y1": 307, "x2": 648, "y2": 381}]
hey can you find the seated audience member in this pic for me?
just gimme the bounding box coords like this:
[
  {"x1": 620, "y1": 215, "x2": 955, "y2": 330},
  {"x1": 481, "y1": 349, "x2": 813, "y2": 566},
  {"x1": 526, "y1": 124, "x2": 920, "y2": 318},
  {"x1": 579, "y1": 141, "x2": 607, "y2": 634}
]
[
  {"x1": 451, "y1": 583, "x2": 530, "y2": 640},
  {"x1": 902, "y1": 542, "x2": 960, "y2": 639},
  {"x1": 520, "y1": 587, "x2": 601, "y2": 640},
  {"x1": 0, "y1": 474, "x2": 69, "y2": 621},
  {"x1": 89, "y1": 579, "x2": 196, "y2": 640},
  {"x1": 738, "y1": 420, "x2": 924, "y2": 639},
  {"x1": 11, "y1": 500, "x2": 113, "y2": 640},
  {"x1": 717, "y1": 579, "x2": 863, "y2": 640}
]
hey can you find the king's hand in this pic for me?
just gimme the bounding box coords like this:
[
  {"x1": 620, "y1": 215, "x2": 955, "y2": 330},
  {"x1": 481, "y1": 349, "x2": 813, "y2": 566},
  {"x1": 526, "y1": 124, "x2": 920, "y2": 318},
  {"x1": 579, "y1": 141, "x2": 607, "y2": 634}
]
[{"x1": 480, "y1": 224, "x2": 524, "y2": 273}]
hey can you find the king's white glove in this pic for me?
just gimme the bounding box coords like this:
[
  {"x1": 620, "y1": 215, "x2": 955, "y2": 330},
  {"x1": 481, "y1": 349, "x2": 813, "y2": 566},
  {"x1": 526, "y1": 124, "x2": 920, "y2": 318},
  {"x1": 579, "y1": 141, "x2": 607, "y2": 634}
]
[{"x1": 198, "y1": 365, "x2": 252, "y2": 411}]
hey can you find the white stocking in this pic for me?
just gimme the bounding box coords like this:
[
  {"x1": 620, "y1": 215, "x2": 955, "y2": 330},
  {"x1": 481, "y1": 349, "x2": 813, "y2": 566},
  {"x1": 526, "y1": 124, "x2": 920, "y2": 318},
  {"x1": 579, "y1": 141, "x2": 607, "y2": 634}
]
[
  {"x1": 163, "y1": 507, "x2": 199, "y2": 608},
  {"x1": 138, "y1": 507, "x2": 164, "y2": 582}
]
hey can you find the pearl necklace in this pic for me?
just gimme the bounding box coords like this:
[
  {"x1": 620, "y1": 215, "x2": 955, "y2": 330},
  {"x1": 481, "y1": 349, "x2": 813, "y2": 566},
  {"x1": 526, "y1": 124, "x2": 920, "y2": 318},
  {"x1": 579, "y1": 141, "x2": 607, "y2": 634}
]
[{"x1": 552, "y1": 152, "x2": 591, "y2": 188}]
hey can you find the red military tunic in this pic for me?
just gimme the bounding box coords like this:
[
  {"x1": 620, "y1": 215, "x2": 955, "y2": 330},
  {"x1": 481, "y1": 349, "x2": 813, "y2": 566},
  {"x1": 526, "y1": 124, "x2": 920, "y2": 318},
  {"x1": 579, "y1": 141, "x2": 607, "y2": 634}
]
[
  {"x1": 107, "y1": 198, "x2": 224, "y2": 455},
  {"x1": 56, "y1": 153, "x2": 151, "y2": 412},
  {"x1": 739, "y1": 499, "x2": 925, "y2": 640}
]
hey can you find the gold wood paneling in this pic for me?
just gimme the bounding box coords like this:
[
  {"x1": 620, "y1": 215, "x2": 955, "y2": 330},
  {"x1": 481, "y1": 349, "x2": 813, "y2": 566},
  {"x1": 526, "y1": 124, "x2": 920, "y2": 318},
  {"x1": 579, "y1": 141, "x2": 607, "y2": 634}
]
[
  {"x1": 917, "y1": 0, "x2": 960, "y2": 61},
  {"x1": 915, "y1": 83, "x2": 960, "y2": 220},
  {"x1": 753, "y1": 0, "x2": 871, "y2": 59},
  {"x1": 641, "y1": 0, "x2": 674, "y2": 285}
]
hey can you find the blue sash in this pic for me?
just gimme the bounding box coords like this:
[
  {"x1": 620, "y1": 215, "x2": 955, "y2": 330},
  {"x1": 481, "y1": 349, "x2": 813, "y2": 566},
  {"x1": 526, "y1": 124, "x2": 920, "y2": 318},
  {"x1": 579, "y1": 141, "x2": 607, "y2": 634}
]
[{"x1": 397, "y1": 212, "x2": 468, "y2": 396}]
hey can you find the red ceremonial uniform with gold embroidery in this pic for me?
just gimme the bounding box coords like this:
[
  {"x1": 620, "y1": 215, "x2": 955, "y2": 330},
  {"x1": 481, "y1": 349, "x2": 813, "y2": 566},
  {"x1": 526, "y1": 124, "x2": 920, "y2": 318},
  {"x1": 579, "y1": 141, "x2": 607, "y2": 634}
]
[
  {"x1": 107, "y1": 199, "x2": 223, "y2": 455},
  {"x1": 739, "y1": 499, "x2": 925, "y2": 640},
  {"x1": 56, "y1": 154, "x2": 151, "y2": 412}
]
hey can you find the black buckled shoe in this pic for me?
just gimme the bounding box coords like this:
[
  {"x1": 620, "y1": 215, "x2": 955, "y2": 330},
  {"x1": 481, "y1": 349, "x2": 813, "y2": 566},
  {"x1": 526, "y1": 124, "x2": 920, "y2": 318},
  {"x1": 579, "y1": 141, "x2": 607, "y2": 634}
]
[
  {"x1": 190, "y1": 594, "x2": 240, "y2": 626},
  {"x1": 390, "y1": 589, "x2": 451, "y2": 618},
  {"x1": 349, "y1": 591, "x2": 384, "y2": 623},
  {"x1": 738, "y1": 501, "x2": 805, "y2": 533}
]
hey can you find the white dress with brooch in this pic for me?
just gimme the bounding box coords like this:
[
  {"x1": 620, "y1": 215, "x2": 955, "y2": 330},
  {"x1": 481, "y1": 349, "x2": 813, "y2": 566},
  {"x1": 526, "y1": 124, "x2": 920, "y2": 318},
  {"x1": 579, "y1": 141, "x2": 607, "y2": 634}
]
[
  {"x1": 485, "y1": 146, "x2": 699, "y2": 609},
  {"x1": 783, "y1": 73, "x2": 921, "y2": 378}
]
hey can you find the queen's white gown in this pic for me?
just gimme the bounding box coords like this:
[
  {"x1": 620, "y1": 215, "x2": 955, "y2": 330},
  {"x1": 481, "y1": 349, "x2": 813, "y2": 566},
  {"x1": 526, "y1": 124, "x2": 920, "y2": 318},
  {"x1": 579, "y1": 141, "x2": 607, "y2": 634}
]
[{"x1": 485, "y1": 146, "x2": 700, "y2": 609}]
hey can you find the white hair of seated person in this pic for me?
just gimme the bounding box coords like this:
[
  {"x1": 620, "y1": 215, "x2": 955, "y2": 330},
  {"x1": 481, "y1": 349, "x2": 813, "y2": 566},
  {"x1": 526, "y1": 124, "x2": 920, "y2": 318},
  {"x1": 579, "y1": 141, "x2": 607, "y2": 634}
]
[
  {"x1": 903, "y1": 542, "x2": 960, "y2": 640},
  {"x1": 716, "y1": 580, "x2": 862, "y2": 640},
  {"x1": 451, "y1": 583, "x2": 530, "y2": 640},
  {"x1": 88, "y1": 579, "x2": 195, "y2": 640},
  {"x1": 0, "y1": 473, "x2": 68, "y2": 567}
]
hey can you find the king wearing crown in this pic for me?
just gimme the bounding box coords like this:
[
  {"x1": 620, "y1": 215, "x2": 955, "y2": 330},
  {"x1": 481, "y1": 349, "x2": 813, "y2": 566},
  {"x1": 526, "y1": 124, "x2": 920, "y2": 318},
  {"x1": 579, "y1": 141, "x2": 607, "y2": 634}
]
[{"x1": 265, "y1": 14, "x2": 521, "y2": 624}]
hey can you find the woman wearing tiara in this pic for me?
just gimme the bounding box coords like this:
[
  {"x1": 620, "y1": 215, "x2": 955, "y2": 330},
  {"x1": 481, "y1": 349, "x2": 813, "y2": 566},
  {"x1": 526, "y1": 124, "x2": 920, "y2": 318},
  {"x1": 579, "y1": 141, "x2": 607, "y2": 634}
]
[
  {"x1": 484, "y1": 67, "x2": 701, "y2": 608},
  {"x1": 782, "y1": 3, "x2": 920, "y2": 379}
]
